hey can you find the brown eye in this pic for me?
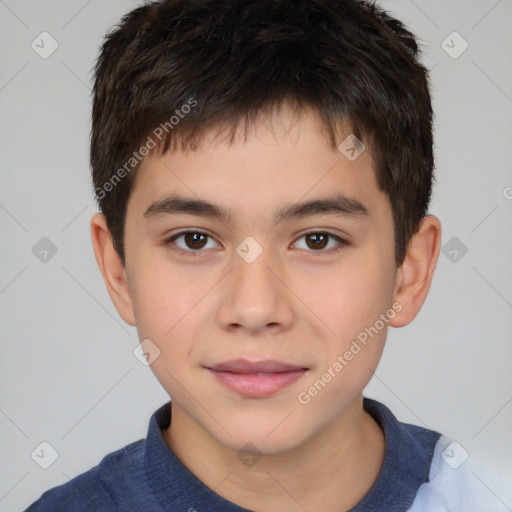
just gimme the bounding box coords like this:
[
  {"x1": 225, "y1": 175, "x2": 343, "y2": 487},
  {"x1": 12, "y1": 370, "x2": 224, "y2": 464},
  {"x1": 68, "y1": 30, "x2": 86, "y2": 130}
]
[
  {"x1": 305, "y1": 233, "x2": 329, "y2": 250},
  {"x1": 166, "y1": 231, "x2": 218, "y2": 252},
  {"x1": 183, "y1": 232, "x2": 208, "y2": 249},
  {"x1": 293, "y1": 232, "x2": 346, "y2": 253}
]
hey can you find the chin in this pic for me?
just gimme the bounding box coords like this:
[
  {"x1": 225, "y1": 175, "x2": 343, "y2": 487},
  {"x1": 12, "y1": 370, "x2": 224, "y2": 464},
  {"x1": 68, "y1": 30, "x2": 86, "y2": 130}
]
[{"x1": 212, "y1": 417, "x2": 311, "y2": 456}]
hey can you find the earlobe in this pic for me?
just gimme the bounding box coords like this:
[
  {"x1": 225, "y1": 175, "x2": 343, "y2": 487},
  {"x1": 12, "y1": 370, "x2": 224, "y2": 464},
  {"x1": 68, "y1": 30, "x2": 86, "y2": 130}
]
[
  {"x1": 90, "y1": 213, "x2": 136, "y2": 326},
  {"x1": 389, "y1": 215, "x2": 442, "y2": 328}
]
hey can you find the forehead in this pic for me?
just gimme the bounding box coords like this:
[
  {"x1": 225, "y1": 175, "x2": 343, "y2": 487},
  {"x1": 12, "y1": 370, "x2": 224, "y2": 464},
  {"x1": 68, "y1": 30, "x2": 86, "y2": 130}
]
[{"x1": 127, "y1": 105, "x2": 389, "y2": 226}]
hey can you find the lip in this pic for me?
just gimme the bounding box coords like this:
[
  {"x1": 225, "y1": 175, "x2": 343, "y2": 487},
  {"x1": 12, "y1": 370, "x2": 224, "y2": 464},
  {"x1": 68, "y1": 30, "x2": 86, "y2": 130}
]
[{"x1": 206, "y1": 359, "x2": 308, "y2": 398}]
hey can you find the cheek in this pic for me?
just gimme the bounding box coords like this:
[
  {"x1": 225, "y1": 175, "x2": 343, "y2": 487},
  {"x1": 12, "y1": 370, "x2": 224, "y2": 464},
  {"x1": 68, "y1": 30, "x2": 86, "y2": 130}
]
[
  {"x1": 307, "y1": 256, "x2": 392, "y2": 338},
  {"x1": 129, "y1": 256, "x2": 199, "y2": 335},
  {"x1": 129, "y1": 262, "x2": 202, "y2": 394},
  {"x1": 297, "y1": 265, "x2": 391, "y2": 410},
  {"x1": 128, "y1": 256, "x2": 215, "y2": 369},
  {"x1": 301, "y1": 252, "x2": 395, "y2": 394}
]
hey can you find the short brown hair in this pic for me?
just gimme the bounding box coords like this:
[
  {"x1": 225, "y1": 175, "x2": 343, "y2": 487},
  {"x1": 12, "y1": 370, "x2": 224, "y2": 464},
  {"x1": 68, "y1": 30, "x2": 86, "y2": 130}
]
[{"x1": 91, "y1": 0, "x2": 434, "y2": 266}]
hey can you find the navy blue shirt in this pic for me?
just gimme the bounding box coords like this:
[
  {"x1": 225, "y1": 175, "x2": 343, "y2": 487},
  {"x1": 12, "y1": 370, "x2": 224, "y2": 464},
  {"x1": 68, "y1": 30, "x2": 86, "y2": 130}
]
[{"x1": 25, "y1": 398, "x2": 440, "y2": 511}]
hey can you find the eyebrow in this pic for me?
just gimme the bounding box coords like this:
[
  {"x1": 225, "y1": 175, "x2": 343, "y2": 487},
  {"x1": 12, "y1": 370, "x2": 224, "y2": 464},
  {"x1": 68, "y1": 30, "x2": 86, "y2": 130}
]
[{"x1": 143, "y1": 193, "x2": 369, "y2": 223}]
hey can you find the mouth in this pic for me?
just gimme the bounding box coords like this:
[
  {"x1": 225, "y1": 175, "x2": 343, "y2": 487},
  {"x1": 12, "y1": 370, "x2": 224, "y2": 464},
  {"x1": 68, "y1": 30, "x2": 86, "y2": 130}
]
[{"x1": 205, "y1": 359, "x2": 309, "y2": 398}]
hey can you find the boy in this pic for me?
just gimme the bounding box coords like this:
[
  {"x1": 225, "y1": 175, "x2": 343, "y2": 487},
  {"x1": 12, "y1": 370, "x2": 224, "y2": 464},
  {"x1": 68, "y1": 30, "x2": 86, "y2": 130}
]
[{"x1": 25, "y1": 0, "x2": 505, "y2": 510}]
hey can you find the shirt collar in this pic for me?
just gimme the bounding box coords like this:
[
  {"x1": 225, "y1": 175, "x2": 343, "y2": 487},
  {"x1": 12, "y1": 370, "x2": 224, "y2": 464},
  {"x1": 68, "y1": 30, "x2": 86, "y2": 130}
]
[{"x1": 144, "y1": 397, "x2": 439, "y2": 511}]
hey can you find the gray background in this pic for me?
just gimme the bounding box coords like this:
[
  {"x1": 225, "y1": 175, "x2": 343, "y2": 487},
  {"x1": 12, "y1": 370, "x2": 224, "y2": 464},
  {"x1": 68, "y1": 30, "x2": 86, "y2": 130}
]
[{"x1": 1, "y1": 1, "x2": 511, "y2": 510}]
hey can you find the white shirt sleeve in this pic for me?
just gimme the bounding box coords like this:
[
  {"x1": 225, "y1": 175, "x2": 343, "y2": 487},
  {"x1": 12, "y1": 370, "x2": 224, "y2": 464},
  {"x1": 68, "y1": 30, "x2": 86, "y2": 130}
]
[{"x1": 407, "y1": 435, "x2": 511, "y2": 512}]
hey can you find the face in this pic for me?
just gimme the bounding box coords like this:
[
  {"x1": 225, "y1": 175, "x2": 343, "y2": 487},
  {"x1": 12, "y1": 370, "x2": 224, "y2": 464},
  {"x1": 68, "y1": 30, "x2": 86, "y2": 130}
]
[{"x1": 121, "y1": 106, "x2": 400, "y2": 454}]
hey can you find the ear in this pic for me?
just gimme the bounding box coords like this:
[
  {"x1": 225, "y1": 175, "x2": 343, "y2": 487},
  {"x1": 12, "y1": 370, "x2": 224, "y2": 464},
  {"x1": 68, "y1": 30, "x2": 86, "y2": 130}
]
[
  {"x1": 90, "y1": 213, "x2": 136, "y2": 326},
  {"x1": 389, "y1": 215, "x2": 442, "y2": 328}
]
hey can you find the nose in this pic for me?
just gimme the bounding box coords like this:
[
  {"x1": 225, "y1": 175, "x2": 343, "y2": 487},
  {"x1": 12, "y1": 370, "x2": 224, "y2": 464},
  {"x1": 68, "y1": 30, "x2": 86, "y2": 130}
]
[{"x1": 215, "y1": 245, "x2": 295, "y2": 335}]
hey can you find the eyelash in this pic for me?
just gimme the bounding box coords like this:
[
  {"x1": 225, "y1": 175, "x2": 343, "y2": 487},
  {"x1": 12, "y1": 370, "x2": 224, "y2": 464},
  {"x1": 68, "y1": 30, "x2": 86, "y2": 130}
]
[{"x1": 163, "y1": 230, "x2": 348, "y2": 256}]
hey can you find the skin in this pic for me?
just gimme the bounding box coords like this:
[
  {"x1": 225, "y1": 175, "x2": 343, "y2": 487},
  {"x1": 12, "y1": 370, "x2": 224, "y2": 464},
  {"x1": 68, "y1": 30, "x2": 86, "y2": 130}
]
[{"x1": 91, "y1": 104, "x2": 441, "y2": 512}]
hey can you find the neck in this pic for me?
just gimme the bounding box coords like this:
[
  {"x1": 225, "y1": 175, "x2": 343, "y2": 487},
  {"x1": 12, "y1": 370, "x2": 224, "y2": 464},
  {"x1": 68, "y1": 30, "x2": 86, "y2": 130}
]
[{"x1": 163, "y1": 397, "x2": 385, "y2": 512}]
